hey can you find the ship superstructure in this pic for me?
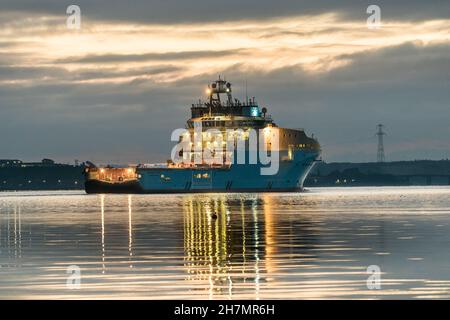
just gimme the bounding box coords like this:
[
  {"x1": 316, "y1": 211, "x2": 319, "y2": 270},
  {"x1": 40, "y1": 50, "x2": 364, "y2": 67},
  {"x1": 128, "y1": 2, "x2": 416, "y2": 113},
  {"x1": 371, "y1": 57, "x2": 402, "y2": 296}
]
[{"x1": 85, "y1": 78, "x2": 321, "y2": 193}]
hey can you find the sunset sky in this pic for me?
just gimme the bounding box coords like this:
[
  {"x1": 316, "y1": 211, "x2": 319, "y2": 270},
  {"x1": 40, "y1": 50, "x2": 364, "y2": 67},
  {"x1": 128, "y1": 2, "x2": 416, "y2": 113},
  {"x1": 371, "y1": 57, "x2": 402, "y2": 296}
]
[{"x1": 1, "y1": 1, "x2": 450, "y2": 164}]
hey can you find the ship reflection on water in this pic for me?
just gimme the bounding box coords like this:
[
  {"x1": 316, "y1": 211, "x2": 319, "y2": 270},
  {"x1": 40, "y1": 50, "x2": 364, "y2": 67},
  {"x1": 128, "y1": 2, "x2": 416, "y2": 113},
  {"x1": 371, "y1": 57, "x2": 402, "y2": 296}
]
[
  {"x1": 185, "y1": 196, "x2": 269, "y2": 298},
  {"x1": 1, "y1": 188, "x2": 450, "y2": 299},
  {"x1": 182, "y1": 196, "x2": 322, "y2": 299}
]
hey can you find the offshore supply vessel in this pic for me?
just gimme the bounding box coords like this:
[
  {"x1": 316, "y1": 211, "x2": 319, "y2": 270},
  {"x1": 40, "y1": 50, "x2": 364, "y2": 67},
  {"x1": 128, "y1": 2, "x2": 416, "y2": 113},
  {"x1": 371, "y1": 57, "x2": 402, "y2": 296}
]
[{"x1": 85, "y1": 78, "x2": 321, "y2": 193}]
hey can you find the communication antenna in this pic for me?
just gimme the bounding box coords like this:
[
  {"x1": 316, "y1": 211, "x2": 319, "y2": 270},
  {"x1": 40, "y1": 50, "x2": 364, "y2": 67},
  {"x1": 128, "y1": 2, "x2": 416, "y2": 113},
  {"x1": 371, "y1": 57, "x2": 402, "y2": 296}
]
[
  {"x1": 245, "y1": 79, "x2": 248, "y2": 104},
  {"x1": 376, "y1": 124, "x2": 386, "y2": 162}
]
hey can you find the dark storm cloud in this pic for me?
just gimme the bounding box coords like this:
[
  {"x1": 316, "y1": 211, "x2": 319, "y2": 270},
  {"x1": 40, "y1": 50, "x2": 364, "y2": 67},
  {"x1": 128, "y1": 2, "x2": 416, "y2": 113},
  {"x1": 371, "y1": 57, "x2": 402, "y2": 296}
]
[
  {"x1": 0, "y1": 64, "x2": 184, "y2": 81},
  {"x1": 1, "y1": 41, "x2": 449, "y2": 162},
  {"x1": 0, "y1": 65, "x2": 69, "y2": 80},
  {"x1": 1, "y1": 0, "x2": 450, "y2": 24},
  {"x1": 57, "y1": 49, "x2": 247, "y2": 64},
  {"x1": 331, "y1": 42, "x2": 450, "y2": 82},
  {"x1": 73, "y1": 65, "x2": 184, "y2": 80}
]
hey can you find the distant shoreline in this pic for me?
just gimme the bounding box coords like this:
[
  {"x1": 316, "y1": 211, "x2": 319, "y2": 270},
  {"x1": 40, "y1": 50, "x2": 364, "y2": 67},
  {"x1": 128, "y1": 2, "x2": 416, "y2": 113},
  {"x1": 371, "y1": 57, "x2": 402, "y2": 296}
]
[{"x1": 305, "y1": 159, "x2": 450, "y2": 187}]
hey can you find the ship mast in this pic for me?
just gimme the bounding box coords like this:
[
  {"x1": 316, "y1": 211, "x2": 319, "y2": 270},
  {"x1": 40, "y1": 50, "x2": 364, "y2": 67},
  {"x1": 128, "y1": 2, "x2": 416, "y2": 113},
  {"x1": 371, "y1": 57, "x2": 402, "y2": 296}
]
[{"x1": 207, "y1": 76, "x2": 233, "y2": 106}]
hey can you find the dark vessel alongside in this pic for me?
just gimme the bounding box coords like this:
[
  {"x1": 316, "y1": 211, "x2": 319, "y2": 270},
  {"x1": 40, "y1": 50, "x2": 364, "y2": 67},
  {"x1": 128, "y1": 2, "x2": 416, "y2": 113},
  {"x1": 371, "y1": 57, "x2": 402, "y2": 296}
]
[{"x1": 0, "y1": 159, "x2": 85, "y2": 191}]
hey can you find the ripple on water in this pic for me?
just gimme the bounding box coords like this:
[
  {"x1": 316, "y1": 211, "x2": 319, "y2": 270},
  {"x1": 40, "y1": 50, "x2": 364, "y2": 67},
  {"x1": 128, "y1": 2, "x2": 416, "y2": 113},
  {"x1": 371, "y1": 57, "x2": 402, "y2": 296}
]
[{"x1": 1, "y1": 186, "x2": 450, "y2": 299}]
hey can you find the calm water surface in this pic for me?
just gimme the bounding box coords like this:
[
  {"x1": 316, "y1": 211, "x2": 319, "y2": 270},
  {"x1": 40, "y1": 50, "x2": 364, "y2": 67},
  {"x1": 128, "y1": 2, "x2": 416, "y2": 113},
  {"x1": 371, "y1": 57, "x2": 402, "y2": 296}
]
[{"x1": 1, "y1": 187, "x2": 450, "y2": 299}]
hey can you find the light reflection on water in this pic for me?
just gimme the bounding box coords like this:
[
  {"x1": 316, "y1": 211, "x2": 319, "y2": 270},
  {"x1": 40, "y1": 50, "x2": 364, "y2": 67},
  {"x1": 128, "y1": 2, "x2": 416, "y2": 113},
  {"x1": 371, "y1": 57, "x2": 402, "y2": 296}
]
[{"x1": 1, "y1": 187, "x2": 450, "y2": 299}]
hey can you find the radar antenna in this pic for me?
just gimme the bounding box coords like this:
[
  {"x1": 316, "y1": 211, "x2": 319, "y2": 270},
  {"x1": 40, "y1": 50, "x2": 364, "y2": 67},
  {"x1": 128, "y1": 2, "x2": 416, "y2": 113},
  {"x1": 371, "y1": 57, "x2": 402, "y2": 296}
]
[{"x1": 207, "y1": 77, "x2": 233, "y2": 105}]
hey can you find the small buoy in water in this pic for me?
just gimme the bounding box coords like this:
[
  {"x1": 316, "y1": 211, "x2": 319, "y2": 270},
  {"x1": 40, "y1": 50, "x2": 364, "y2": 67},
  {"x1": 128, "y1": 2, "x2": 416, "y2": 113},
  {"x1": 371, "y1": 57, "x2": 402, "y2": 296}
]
[{"x1": 211, "y1": 212, "x2": 218, "y2": 219}]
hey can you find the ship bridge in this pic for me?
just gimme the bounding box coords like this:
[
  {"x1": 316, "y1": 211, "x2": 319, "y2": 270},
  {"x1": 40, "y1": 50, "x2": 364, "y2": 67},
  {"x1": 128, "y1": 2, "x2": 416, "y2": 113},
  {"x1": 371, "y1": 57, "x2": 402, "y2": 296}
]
[{"x1": 188, "y1": 78, "x2": 274, "y2": 129}]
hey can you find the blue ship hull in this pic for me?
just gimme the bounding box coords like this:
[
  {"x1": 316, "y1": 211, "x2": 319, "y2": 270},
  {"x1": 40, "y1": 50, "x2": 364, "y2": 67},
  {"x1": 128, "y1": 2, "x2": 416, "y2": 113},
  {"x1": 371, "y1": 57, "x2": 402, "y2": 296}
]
[{"x1": 85, "y1": 150, "x2": 319, "y2": 193}]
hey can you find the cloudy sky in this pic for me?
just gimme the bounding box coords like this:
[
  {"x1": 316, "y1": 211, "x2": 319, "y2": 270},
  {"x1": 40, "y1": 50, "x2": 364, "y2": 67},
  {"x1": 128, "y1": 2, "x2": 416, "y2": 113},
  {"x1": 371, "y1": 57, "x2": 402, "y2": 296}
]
[{"x1": 1, "y1": 1, "x2": 449, "y2": 164}]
